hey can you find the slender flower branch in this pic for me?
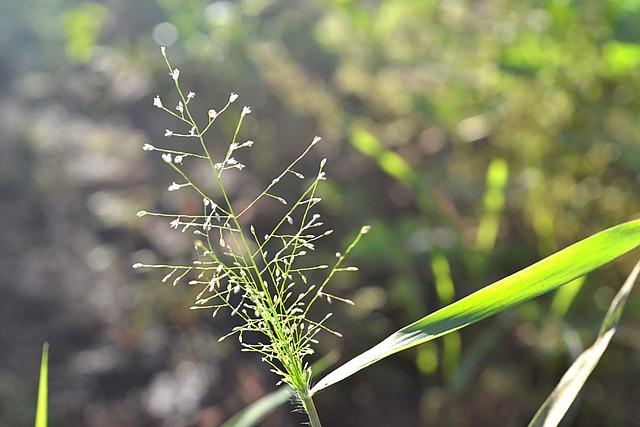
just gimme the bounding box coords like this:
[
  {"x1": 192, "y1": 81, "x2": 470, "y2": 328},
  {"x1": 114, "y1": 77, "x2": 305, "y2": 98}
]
[{"x1": 135, "y1": 47, "x2": 369, "y2": 426}]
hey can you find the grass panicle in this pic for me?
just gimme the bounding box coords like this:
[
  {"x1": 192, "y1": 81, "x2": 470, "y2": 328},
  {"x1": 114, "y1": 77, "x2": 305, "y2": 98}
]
[{"x1": 134, "y1": 47, "x2": 368, "y2": 426}]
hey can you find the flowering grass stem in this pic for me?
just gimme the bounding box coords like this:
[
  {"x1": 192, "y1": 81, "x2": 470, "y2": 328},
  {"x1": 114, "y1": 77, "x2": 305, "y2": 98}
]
[{"x1": 136, "y1": 47, "x2": 368, "y2": 425}]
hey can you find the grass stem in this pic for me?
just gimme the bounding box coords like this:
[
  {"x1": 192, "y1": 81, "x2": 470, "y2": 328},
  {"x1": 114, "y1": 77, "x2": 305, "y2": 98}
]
[{"x1": 299, "y1": 393, "x2": 322, "y2": 427}]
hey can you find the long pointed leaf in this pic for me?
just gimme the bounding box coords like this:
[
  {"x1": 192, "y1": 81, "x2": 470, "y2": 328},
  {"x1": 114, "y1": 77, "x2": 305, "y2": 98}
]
[
  {"x1": 311, "y1": 219, "x2": 640, "y2": 394},
  {"x1": 528, "y1": 258, "x2": 640, "y2": 427},
  {"x1": 220, "y1": 387, "x2": 293, "y2": 427},
  {"x1": 35, "y1": 342, "x2": 49, "y2": 427}
]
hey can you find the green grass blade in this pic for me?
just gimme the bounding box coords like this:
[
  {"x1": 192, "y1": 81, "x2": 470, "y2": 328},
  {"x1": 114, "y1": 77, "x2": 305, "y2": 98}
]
[
  {"x1": 528, "y1": 258, "x2": 640, "y2": 427},
  {"x1": 550, "y1": 275, "x2": 586, "y2": 318},
  {"x1": 220, "y1": 387, "x2": 294, "y2": 427},
  {"x1": 35, "y1": 342, "x2": 49, "y2": 427},
  {"x1": 350, "y1": 126, "x2": 417, "y2": 185},
  {"x1": 476, "y1": 157, "x2": 509, "y2": 253},
  {"x1": 311, "y1": 219, "x2": 640, "y2": 394}
]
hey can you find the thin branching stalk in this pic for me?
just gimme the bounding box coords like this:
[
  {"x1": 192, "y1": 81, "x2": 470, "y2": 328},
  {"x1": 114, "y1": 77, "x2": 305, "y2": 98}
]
[{"x1": 135, "y1": 47, "x2": 368, "y2": 425}]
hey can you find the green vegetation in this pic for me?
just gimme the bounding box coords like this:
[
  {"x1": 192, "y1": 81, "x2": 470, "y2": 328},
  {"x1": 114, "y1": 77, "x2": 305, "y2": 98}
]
[
  {"x1": 3, "y1": 0, "x2": 640, "y2": 425},
  {"x1": 34, "y1": 343, "x2": 48, "y2": 427},
  {"x1": 136, "y1": 48, "x2": 371, "y2": 426},
  {"x1": 137, "y1": 49, "x2": 640, "y2": 425}
]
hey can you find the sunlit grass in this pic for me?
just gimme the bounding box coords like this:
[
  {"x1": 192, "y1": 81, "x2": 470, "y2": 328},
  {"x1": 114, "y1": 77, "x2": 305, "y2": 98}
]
[
  {"x1": 135, "y1": 48, "x2": 369, "y2": 426},
  {"x1": 135, "y1": 48, "x2": 640, "y2": 427},
  {"x1": 34, "y1": 342, "x2": 48, "y2": 427},
  {"x1": 311, "y1": 219, "x2": 640, "y2": 394}
]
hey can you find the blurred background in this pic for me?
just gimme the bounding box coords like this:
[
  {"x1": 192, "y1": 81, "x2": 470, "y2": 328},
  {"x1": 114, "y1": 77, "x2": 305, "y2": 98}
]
[{"x1": 1, "y1": 0, "x2": 640, "y2": 426}]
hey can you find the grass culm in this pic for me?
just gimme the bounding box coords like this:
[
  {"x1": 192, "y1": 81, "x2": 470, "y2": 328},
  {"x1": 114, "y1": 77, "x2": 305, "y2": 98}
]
[{"x1": 134, "y1": 47, "x2": 369, "y2": 426}]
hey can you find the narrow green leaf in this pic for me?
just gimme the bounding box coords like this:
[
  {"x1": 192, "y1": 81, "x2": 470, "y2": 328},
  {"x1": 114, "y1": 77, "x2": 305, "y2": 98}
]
[
  {"x1": 431, "y1": 252, "x2": 455, "y2": 305},
  {"x1": 311, "y1": 219, "x2": 640, "y2": 394},
  {"x1": 476, "y1": 157, "x2": 509, "y2": 252},
  {"x1": 220, "y1": 387, "x2": 293, "y2": 427},
  {"x1": 35, "y1": 342, "x2": 49, "y2": 427},
  {"x1": 549, "y1": 275, "x2": 586, "y2": 318},
  {"x1": 528, "y1": 258, "x2": 640, "y2": 427},
  {"x1": 350, "y1": 126, "x2": 417, "y2": 185}
]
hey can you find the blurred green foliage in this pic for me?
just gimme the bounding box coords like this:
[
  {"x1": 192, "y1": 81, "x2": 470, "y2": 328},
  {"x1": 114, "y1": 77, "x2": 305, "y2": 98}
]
[
  {"x1": 1, "y1": 0, "x2": 639, "y2": 426},
  {"x1": 61, "y1": 2, "x2": 110, "y2": 63}
]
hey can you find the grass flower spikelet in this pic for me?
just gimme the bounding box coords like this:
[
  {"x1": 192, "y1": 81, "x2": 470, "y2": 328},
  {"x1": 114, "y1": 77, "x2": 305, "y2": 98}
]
[{"x1": 135, "y1": 48, "x2": 368, "y2": 404}]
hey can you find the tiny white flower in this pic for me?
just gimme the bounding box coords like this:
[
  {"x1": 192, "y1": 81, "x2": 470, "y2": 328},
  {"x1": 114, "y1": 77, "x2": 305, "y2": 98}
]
[
  {"x1": 142, "y1": 143, "x2": 155, "y2": 151},
  {"x1": 335, "y1": 252, "x2": 342, "y2": 258},
  {"x1": 203, "y1": 198, "x2": 211, "y2": 206},
  {"x1": 208, "y1": 109, "x2": 217, "y2": 119},
  {"x1": 229, "y1": 92, "x2": 238, "y2": 102},
  {"x1": 165, "y1": 129, "x2": 173, "y2": 137},
  {"x1": 160, "y1": 46, "x2": 166, "y2": 55},
  {"x1": 162, "y1": 153, "x2": 172, "y2": 163},
  {"x1": 242, "y1": 106, "x2": 252, "y2": 116},
  {"x1": 187, "y1": 91, "x2": 196, "y2": 100},
  {"x1": 227, "y1": 157, "x2": 238, "y2": 165},
  {"x1": 168, "y1": 182, "x2": 181, "y2": 191},
  {"x1": 153, "y1": 96, "x2": 163, "y2": 108},
  {"x1": 132, "y1": 263, "x2": 143, "y2": 269},
  {"x1": 312, "y1": 135, "x2": 322, "y2": 144},
  {"x1": 240, "y1": 140, "x2": 254, "y2": 148},
  {"x1": 176, "y1": 101, "x2": 183, "y2": 113},
  {"x1": 189, "y1": 127, "x2": 196, "y2": 136},
  {"x1": 171, "y1": 68, "x2": 180, "y2": 80},
  {"x1": 136, "y1": 210, "x2": 148, "y2": 217},
  {"x1": 170, "y1": 218, "x2": 180, "y2": 229},
  {"x1": 174, "y1": 155, "x2": 184, "y2": 164},
  {"x1": 318, "y1": 171, "x2": 326, "y2": 180}
]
